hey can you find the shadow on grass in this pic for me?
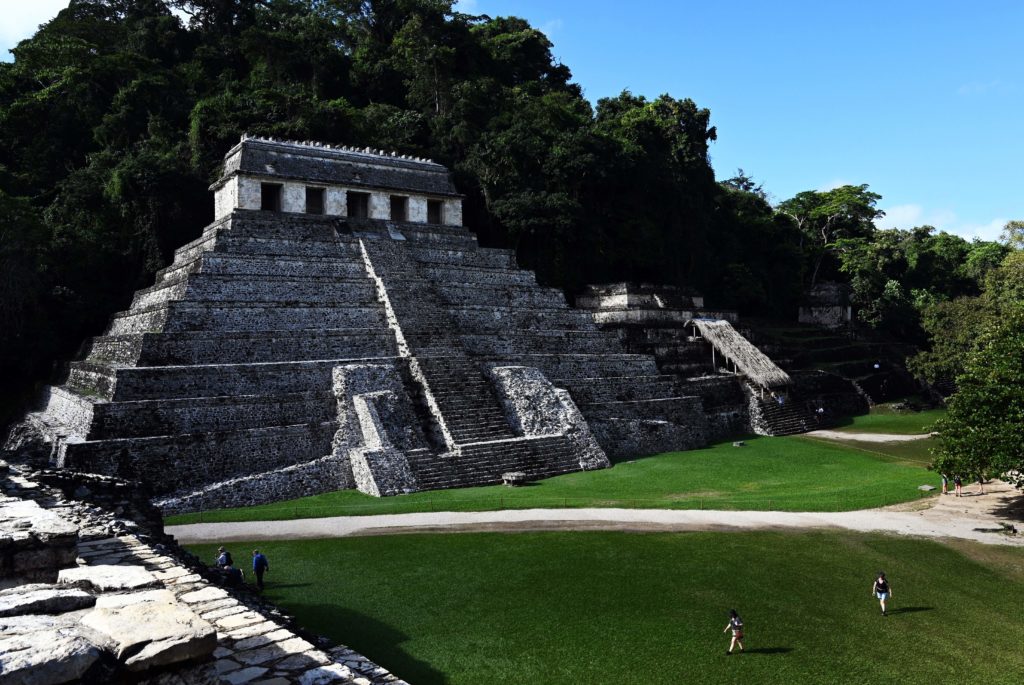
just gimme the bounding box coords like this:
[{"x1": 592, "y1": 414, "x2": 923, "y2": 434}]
[
  {"x1": 888, "y1": 606, "x2": 933, "y2": 615},
  {"x1": 284, "y1": 602, "x2": 448, "y2": 685},
  {"x1": 262, "y1": 582, "x2": 314, "y2": 590},
  {"x1": 741, "y1": 647, "x2": 793, "y2": 655}
]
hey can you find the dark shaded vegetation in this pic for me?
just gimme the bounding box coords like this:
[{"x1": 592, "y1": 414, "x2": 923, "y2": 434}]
[{"x1": 0, "y1": 0, "x2": 1015, "y2": 429}]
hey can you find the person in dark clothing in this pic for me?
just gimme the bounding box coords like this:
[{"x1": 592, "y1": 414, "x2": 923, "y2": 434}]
[
  {"x1": 252, "y1": 549, "x2": 270, "y2": 590},
  {"x1": 872, "y1": 571, "x2": 892, "y2": 616},
  {"x1": 224, "y1": 564, "x2": 243, "y2": 586}
]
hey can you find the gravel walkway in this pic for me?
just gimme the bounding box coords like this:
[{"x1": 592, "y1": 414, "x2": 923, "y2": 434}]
[
  {"x1": 804, "y1": 429, "x2": 933, "y2": 442},
  {"x1": 168, "y1": 481, "x2": 1022, "y2": 547}
]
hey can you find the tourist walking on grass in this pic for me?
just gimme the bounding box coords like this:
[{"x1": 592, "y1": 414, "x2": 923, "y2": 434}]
[
  {"x1": 723, "y1": 610, "x2": 744, "y2": 654},
  {"x1": 872, "y1": 572, "x2": 892, "y2": 616},
  {"x1": 953, "y1": 475, "x2": 963, "y2": 497},
  {"x1": 252, "y1": 549, "x2": 270, "y2": 590}
]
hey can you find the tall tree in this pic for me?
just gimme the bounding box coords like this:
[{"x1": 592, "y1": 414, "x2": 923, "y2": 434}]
[
  {"x1": 777, "y1": 184, "x2": 883, "y2": 288},
  {"x1": 931, "y1": 305, "x2": 1024, "y2": 486}
]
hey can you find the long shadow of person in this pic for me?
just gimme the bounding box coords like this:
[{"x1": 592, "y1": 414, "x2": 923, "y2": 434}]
[
  {"x1": 284, "y1": 601, "x2": 448, "y2": 684},
  {"x1": 741, "y1": 647, "x2": 794, "y2": 655},
  {"x1": 886, "y1": 606, "x2": 934, "y2": 615}
]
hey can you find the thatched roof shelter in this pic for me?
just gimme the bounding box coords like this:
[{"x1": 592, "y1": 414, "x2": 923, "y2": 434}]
[{"x1": 690, "y1": 319, "x2": 791, "y2": 389}]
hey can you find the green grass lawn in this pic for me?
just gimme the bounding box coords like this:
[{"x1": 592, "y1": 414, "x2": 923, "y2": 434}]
[
  {"x1": 188, "y1": 531, "x2": 1024, "y2": 685},
  {"x1": 167, "y1": 435, "x2": 938, "y2": 525},
  {"x1": 832, "y1": 407, "x2": 946, "y2": 435}
]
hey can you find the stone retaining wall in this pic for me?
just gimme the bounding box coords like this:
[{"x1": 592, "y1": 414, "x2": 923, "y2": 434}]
[{"x1": 0, "y1": 461, "x2": 403, "y2": 684}]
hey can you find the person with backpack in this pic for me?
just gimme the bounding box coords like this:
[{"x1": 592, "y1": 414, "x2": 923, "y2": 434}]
[
  {"x1": 723, "y1": 609, "x2": 744, "y2": 654},
  {"x1": 216, "y1": 546, "x2": 233, "y2": 568},
  {"x1": 872, "y1": 571, "x2": 892, "y2": 616},
  {"x1": 252, "y1": 549, "x2": 270, "y2": 590}
]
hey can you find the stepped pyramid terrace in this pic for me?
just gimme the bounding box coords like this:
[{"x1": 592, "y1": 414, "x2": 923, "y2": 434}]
[{"x1": 5, "y1": 137, "x2": 721, "y2": 512}]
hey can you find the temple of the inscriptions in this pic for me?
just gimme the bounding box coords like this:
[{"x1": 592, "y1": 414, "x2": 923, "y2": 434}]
[{"x1": 4, "y1": 136, "x2": 864, "y2": 512}]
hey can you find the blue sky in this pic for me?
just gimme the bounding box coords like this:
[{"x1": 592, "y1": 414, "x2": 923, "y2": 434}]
[{"x1": 4, "y1": 1, "x2": 1022, "y2": 241}]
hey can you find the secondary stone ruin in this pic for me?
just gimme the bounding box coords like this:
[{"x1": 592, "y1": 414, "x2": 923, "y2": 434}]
[
  {"x1": 576, "y1": 282, "x2": 869, "y2": 436},
  {"x1": 5, "y1": 137, "x2": 710, "y2": 512}
]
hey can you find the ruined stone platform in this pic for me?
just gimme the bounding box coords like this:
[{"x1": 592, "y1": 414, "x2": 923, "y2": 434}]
[{"x1": 0, "y1": 461, "x2": 406, "y2": 684}]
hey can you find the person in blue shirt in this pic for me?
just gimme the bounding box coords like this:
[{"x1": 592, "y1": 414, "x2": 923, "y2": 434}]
[{"x1": 252, "y1": 549, "x2": 270, "y2": 590}]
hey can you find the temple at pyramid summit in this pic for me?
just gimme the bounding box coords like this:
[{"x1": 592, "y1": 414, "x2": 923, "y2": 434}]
[{"x1": 4, "y1": 136, "x2": 864, "y2": 513}]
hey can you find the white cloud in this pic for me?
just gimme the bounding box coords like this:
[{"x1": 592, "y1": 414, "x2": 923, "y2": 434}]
[
  {"x1": 0, "y1": 0, "x2": 70, "y2": 59},
  {"x1": 953, "y1": 217, "x2": 1007, "y2": 242},
  {"x1": 540, "y1": 19, "x2": 564, "y2": 37},
  {"x1": 876, "y1": 204, "x2": 1006, "y2": 241},
  {"x1": 957, "y1": 79, "x2": 1008, "y2": 96},
  {"x1": 818, "y1": 178, "x2": 851, "y2": 192}
]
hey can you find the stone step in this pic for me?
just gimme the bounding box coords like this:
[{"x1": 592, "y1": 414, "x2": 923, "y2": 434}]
[
  {"x1": 132, "y1": 274, "x2": 377, "y2": 309},
  {"x1": 68, "y1": 357, "x2": 391, "y2": 402},
  {"x1": 555, "y1": 375, "x2": 683, "y2": 404},
  {"x1": 158, "y1": 252, "x2": 367, "y2": 283},
  {"x1": 60, "y1": 421, "x2": 337, "y2": 495},
  {"x1": 499, "y1": 353, "x2": 661, "y2": 379},
  {"x1": 222, "y1": 209, "x2": 351, "y2": 241},
  {"x1": 419, "y1": 264, "x2": 537, "y2": 287},
  {"x1": 86, "y1": 329, "x2": 398, "y2": 366},
  {"x1": 107, "y1": 302, "x2": 387, "y2": 335},
  {"x1": 87, "y1": 391, "x2": 335, "y2": 439},
  {"x1": 433, "y1": 283, "x2": 567, "y2": 308},
  {"x1": 577, "y1": 396, "x2": 705, "y2": 424},
  {"x1": 446, "y1": 305, "x2": 597, "y2": 332},
  {"x1": 408, "y1": 245, "x2": 516, "y2": 269},
  {"x1": 405, "y1": 436, "x2": 580, "y2": 488},
  {"x1": 460, "y1": 330, "x2": 624, "y2": 356}
]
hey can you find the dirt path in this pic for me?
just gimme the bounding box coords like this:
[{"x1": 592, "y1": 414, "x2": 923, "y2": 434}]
[
  {"x1": 805, "y1": 429, "x2": 933, "y2": 442},
  {"x1": 167, "y1": 480, "x2": 1023, "y2": 547}
]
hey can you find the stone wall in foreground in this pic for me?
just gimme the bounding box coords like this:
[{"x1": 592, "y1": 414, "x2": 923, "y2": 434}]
[{"x1": 0, "y1": 461, "x2": 408, "y2": 685}]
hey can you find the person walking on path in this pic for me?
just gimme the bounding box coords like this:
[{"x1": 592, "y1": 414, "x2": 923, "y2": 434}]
[
  {"x1": 872, "y1": 572, "x2": 892, "y2": 616},
  {"x1": 954, "y1": 475, "x2": 963, "y2": 497},
  {"x1": 723, "y1": 610, "x2": 745, "y2": 654},
  {"x1": 941, "y1": 474, "x2": 948, "y2": 495},
  {"x1": 976, "y1": 476, "x2": 985, "y2": 495},
  {"x1": 252, "y1": 549, "x2": 270, "y2": 590}
]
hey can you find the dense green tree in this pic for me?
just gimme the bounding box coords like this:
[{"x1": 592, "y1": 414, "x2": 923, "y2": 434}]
[
  {"x1": 708, "y1": 177, "x2": 802, "y2": 315},
  {"x1": 931, "y1": 305, "x2": 1024, "y2": 486},
  {"x1": 1000, "y1": 219, "x2": 1024, "y2": 249},
  {"x1": 777, "y1": 184, "x2": 883, "y2": 288},
  {"x1": 908, "y1": 244, "x2": 1022, "y2": 387}
]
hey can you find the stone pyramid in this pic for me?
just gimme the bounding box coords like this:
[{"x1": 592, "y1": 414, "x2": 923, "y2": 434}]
[{"x1": 8, "y1": 137, "x2": 709, "y2": 512}]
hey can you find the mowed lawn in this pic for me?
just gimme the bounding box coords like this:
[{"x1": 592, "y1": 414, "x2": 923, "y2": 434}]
[
  {"x1": 832, "y1": 407, "x2": 946, "y2": 435},
  {"x1": 167, "y1": 435, "x2": 939, "y2": 524},
  {"x1": 189, "y1": 531, "x2": 1024, "y2": 685}
]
